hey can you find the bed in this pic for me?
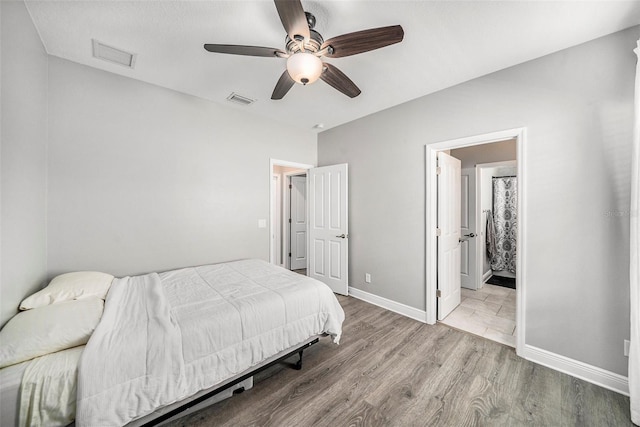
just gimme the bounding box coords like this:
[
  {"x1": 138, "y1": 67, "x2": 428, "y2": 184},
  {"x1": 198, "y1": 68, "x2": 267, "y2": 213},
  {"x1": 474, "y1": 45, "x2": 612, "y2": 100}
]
[{"x1": 0, "y1": 259, "x2": 345, "y2": 426}]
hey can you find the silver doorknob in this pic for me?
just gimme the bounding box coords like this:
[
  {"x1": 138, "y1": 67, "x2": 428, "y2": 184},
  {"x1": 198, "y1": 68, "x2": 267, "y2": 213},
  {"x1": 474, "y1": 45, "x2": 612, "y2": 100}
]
[{"x1": 336, "y1": 234, "x2": 346, "y2": 239}]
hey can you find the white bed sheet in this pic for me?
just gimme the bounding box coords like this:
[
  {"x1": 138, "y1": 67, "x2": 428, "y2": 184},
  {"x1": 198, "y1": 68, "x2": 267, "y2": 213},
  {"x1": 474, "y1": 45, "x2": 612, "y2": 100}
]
[
  {"x1": 0, "y1": 346, "x2": 83, "y2": 427},
  {"x1": 77, "y1": 259, "x2": 344, "y2": 426},
  {"x1": 0, "y1": 360, "x2": 29, "y2": 427},
  {"x1": 19, "y1": 346, "x2": 83, "y2": 427}
]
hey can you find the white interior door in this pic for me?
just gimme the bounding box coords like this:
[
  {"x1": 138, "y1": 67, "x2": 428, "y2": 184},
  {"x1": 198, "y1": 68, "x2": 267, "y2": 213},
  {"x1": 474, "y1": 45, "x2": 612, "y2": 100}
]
[
  {"x1": 460, "y1": 167, "x2": 477, "y2": 289},
  {"x1": 437, "y1": 152, "x2": 461, "y2": 320},
  {"x1": 290, "y1": 175, "x2": 307, "y2": 270},
  {"x1": 309, "y1": 164, "x2": 348, "y2": 295}
]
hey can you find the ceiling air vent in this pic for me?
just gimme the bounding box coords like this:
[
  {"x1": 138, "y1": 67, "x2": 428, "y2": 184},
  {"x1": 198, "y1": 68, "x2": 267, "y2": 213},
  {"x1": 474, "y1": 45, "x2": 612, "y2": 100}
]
[
  {"x1": 92, "y1": 40, "x2": 137, "y2": 68},
  {"x1": 226, "y1": 93, "x2": 256, "y2": 106}
]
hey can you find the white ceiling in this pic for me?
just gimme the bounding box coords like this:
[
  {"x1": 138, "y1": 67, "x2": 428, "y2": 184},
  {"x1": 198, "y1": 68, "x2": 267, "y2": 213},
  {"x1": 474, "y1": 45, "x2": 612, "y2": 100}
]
[{"x1": 25, "y1": 0, "x2": 640, "y2": 132}]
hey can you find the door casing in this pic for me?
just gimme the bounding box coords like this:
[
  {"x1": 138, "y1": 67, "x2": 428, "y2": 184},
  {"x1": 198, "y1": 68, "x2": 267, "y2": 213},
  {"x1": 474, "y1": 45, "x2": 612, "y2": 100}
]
[{"x1": 271, "y1": 174, "x2": 281, "y2": 265}]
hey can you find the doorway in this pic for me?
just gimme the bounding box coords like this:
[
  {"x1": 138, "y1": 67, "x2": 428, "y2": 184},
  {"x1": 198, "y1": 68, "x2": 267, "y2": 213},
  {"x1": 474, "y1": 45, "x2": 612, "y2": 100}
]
[
  {"x1": 270, "y1": 160, "x2": 312, "y2": 272},
  {"x1": 440, "y1": 149, "x2": 517, "y2": 347},
  {"x1": 425, "y1": 128, "x2": 526, "y2": 354},
  {"x1": 269, "y1": 160, "x2": 350, "y2": 296}
]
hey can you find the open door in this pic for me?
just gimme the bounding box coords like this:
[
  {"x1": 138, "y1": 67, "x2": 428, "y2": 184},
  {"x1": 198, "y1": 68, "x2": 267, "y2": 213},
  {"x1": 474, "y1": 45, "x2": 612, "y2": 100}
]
[
  {"x1": 309, "y1": 164, "x2": 348, "y2": 295},
  {"x1": 290, "y1": 175, "x2": 307, "y2": 270},
  {"x1": 437, "y1": 152, "x2": 461, "y2": 320},
  {"x1": 460, "y1": 167, "x2": 477, "y2": 289}
]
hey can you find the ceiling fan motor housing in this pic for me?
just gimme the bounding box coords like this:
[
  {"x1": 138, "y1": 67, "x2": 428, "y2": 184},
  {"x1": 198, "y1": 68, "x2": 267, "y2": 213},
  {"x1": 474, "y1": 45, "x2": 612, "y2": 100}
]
[{"x1": 286, "y1": 29, "x2": 324, "y2": 54}]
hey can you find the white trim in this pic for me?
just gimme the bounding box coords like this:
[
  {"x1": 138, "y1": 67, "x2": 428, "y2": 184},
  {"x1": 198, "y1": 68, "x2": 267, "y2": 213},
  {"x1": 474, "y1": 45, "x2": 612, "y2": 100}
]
[
  {"x1": 270, "y1": 159, "x2": 314, "y2": 170},
  {"x1": 520, "y1": 345, "x2": 629, "y2": 396},
  {"x1": 482, "y1": 269, "x2": 492, "y2": 283},
  {"x1": 348, "y1": 287, "x2": 427, "y2": 323},
  {"x1": 269, "y1": 159, "x2": 314, "y2": 268},
  {"x1": 475, "y1": 160, "x2": 518, "y2": 169},
  {"x1": 270, "y1": 174, "x2": 281, "y2": 265},
  {"x1": 427, "y1": 128, "x2": 523, "y2": 151},
  {"x1": 425, "y1": 128, "x2": 527, "y2": 359},
  {"x1": 425, "y1": 146, "x2": 438, "y2": 324}
]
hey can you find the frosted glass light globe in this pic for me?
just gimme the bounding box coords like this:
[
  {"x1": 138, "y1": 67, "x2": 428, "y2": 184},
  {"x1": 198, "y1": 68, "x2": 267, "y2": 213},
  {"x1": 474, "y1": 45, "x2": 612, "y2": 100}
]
[{"x1": 286, "y1": 52, "x2": 323, "y2": 85}]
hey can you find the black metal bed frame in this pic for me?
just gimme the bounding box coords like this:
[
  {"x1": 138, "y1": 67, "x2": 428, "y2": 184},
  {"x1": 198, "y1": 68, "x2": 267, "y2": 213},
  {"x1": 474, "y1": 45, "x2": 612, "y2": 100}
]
[{"x1": 141, "y1": 338, "x2": 320, "y2": 426}]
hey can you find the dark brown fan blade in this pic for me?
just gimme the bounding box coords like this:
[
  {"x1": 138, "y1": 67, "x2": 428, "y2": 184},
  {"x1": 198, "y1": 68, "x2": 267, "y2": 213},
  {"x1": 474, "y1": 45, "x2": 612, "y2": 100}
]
[
  {"x1": 274, "y1": 0, "x2": 310, "y2": 42},
  {"x1": 320, "y1": 63, "x2": 361, "y2": 98},
  {"x1": 271, "y1": 70, "x2": 295, "y2": 100},
  {"x1": 321, "y1": 25, "x2": 404, "y2": 58},
  {"x1": 204, "y1": 44, "x2": 286, "y2": 58}
]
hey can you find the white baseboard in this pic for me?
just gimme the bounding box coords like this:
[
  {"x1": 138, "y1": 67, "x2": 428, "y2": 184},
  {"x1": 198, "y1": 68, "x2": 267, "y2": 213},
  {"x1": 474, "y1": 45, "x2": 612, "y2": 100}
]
[
  {"x1": 482, "y1": 270, "x2": 492, "y2": 282},
  {"x1": 348, "y1": 287, "x2": 427, "y2": 323},
  {"x1": 520, "y1": 344, "x2": 629, "y2": 396}
]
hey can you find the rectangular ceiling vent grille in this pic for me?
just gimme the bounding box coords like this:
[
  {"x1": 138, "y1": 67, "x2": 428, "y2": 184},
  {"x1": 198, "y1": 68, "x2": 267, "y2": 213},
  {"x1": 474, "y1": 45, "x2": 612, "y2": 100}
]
[
  {"x1": 92, "y1": 40, "x2": 137, "y2": 68},
  {"x1": 227, "y1": 93, "x2": 256, "y2": 106}
]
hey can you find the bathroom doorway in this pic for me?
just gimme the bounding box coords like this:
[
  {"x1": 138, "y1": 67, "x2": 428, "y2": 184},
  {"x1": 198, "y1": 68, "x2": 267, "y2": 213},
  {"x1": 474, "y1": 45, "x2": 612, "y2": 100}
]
[{"x1": 426, "y1": 129, "x2": 524, "y2": 351}]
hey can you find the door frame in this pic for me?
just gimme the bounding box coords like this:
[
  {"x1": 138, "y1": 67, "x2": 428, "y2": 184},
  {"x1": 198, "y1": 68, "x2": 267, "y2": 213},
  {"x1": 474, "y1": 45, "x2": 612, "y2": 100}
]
[
  {"x1": 285, "y1": 172, "x2": 308, "y2": 270},
  {"x1": 475, "y1": 160, "x2": 517, "y2": 289},
  {"x1": 271, "y1": 173, "x2": 282, "y2": 265},
  {"x1": 269, "y1": 159, "x2": 314, "y2": 268},
  {"x1": 425, "y1": 127, "x2": 526, "y2": 355}
]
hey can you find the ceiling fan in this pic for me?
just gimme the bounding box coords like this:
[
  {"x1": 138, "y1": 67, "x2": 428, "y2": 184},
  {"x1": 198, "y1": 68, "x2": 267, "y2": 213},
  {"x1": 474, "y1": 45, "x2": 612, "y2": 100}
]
[{"x1": 204, "y1": 0, "x2": 404, "y2": 100}]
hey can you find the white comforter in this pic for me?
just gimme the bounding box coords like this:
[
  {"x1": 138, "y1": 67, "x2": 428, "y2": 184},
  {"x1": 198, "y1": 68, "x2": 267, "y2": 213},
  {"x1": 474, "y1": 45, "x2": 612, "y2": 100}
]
[{"x1": 76, "y1": 259, "x2": 344, "y2": 426}]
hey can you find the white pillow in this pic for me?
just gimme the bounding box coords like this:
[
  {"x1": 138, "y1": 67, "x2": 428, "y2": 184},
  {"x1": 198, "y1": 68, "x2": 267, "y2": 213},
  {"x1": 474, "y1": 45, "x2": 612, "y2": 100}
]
[
  {"x1": 0, "y1": 297, "x2": 104, "y2": 368},
  {"x1": 19, "y1": 271, "x2": 113, "y2": 310}
]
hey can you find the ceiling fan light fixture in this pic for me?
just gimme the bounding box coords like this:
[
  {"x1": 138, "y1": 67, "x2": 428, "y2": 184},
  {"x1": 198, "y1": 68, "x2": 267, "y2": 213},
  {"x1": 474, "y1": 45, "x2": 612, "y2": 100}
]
[{"x1": 286, "y1": 52, "x2": 323, "y2": 85}]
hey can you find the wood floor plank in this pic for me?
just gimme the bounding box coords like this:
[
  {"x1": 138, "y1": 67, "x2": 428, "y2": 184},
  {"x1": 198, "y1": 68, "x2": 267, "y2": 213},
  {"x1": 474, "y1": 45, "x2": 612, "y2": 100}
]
[
  {"x1": 514, "y1": 363, "x2": 562, "y2": 424},
  {"x1": 561, "y1": 375, "x2": 634, "y2": 426},
  {"x1": 164, "y1": 296, "x2": 633, "y2": 427}
]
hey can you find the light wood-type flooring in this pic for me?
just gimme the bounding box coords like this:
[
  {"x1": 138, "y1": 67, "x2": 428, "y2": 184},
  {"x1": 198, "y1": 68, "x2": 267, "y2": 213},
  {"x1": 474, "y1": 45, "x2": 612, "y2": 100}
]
[{"x1": 165, "y1": 295, "x2": 632, "y2": 426}]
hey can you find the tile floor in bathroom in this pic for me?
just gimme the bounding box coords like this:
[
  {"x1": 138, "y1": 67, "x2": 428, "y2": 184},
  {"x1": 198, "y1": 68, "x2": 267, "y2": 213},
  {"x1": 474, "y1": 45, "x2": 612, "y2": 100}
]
[{"x1": 440, "y1": 283, "x2": 516, "y2": 347}]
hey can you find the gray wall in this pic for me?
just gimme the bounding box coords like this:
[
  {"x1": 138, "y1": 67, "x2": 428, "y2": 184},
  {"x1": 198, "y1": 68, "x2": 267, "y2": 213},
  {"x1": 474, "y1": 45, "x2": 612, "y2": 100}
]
[
  {"x1": 0, "y1": 1, "x2": 49, "y2": 327},
  {"x1": 47, "y1": 57, "x2": 316, "y2": 278},
  {"x1": 318, "y1": 27, "x2": 638, "y2": 376}
]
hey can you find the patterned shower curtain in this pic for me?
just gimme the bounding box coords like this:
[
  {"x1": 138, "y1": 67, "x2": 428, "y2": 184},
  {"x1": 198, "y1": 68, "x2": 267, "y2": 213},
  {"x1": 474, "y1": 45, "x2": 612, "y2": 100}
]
[{"x1": 490, "y1": 177, "x2": 517, "y2": 273}]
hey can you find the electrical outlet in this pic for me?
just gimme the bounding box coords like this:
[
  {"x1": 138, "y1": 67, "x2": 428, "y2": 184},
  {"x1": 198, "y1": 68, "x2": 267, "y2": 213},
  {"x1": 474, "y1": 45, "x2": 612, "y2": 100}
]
[
  {"x1": 624, "y1": 339, "x2": 630, "y2": 357},
  {"x1": 365, "y1": 273, "x2": 371, "y2": 283}
]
